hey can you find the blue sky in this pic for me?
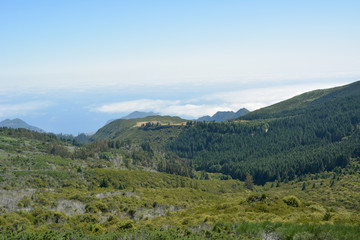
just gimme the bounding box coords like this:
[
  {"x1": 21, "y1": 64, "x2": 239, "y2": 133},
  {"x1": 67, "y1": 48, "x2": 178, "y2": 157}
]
[{"x1": 0, "y1": 1, "x2": 359, "y2": 134}]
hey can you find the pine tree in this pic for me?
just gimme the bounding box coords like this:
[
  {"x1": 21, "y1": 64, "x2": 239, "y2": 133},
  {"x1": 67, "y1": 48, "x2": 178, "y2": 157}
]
[
  {"x1": 302, "y1": 182, "x2": 306, "y2": 191},
  {"x1": 245, "y1": 173, "x2": 254, "y2": 190},
  {"x1": 100, "y1": 178, "x2": 109, "y2": 188}
]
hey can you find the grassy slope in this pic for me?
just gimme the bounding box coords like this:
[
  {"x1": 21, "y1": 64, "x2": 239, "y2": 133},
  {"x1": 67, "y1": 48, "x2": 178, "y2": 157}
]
[
  {"x1": 91, "y1": 116, "x2": 187, "y2": 148},
  {"x1": 241, "y1": 81, "x2": 360, "y2": 119}
]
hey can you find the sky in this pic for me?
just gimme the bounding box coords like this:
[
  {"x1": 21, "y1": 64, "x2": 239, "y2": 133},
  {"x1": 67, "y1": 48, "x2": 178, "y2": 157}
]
[{"x1": 0, "y1": 0, "x2": 359, "y2": 134}]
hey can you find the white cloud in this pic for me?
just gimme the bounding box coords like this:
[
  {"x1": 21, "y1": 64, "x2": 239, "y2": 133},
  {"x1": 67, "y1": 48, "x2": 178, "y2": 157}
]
[
  {"x1": 0, "y1": 101, "x2": 51, "y2": 118},
  {"x1": 94, "y1": 99, "x2": 233, "y2": 119},
  {"x1": 93, "y1": 81, "x2": 354, "y2": 119},
  {"x1": 162, "y1": 104, "x2": 233, "y2": 118},
  {"x1": 202, "y1": 81, "x2": 352, "y2": 111},
  {"x1": 95, "y1": 99, "x2": 179, "y2": 113}
]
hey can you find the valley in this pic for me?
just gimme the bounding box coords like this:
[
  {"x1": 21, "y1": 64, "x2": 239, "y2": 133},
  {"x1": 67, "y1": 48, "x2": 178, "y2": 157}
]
[{"x1": 0, "y1": 81, "x2": 360, "y2": 239}]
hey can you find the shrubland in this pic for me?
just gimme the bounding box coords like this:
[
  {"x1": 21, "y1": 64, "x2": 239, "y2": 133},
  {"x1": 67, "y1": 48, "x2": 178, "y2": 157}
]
[{"x1": 1, "y1": 128, "x2": 360, "y2": 239}]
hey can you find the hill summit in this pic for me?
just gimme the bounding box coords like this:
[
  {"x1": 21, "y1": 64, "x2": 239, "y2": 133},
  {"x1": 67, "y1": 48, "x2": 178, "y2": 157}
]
[
  {"x1": 0, "y1": 118, "x2": 44, "y2": 132},
  {"x1": 122, "y1": 111, "x2": 158, "y2": 119},
  {"x1": 197, "y1": 108, "x2": 249, "y2": 122}
]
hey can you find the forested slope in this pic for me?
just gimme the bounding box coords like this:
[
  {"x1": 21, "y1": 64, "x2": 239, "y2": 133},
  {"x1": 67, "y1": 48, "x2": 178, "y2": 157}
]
[{"x1": 168, "y1": 81, "x2": 360, "y2": 184}]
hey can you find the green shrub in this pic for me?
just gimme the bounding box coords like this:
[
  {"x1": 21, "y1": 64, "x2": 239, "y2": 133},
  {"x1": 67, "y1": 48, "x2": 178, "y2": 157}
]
[
  {"x1": 118, "y1": 220, "x2": 135, "y2": 230},
  {"x1": 323, "y1": 211, "x2": 334, "y2": 221},
  {"x1": 89, "y1": 223, "x2": 104, "y2": 233},
  {"x1": 74, "y1": 213, "x2": 100, "y2": 224},
  {"x1": 85, "y1": 201, "x2": 109, "y2": 213},
  {"x1": 95, "y1": 201, "x2": 109, "y2": 213},
  {"x1": 247, "y1": 194, "x2": 268, "y2": 203},
  {"x1": 20, "y1": 196, "x2": 31, "y2": 208},
  {"x1": 85, "y1": 203, "x2": 99, "y2": 213},
  {"x1": 31, "y1": 209, "x2": 67, "y2": 225},
  {"x1": 100, "y1": 178, "x2": 109, "y2": 188},
  {"x1": 247, "y1": 195, "x2": 259, "y2": 203},
  {"x1": 35, "y1": 195, "x2": 51, "y2": 206},
  {"x1": 0, "y1": 212, "x2": 31, "y2": 231},
  {"x1": 283, "y1": 196, "x2": 301, "y2": 207}
]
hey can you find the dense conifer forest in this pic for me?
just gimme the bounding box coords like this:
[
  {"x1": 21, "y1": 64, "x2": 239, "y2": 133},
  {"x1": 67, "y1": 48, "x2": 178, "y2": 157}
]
[{"x1": 168, "y1": 92, "x2": 360, "y2": 184}]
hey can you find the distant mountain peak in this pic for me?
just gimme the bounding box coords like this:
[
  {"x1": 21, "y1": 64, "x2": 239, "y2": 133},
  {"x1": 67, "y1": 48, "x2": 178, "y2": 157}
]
[
  {"x1": 0, "y1": 118, "x2": 44, "y2": 132},
  {"x1": 122, "y1": 111, "x2": 158, "y2": 119},
  {"x1": 197, "y1": 108, "x2": 250, "y2": 122}
]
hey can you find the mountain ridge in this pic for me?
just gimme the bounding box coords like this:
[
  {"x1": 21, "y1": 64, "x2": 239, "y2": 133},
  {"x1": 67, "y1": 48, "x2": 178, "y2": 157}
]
[
  {"x1": 240, "y1": 81, "x2": 360, "y2": 120},
  {"x1": 106, "y1": 111, "x2": 162, "y2": 125},
  {"x1": 0, "y1": 118, "x2": 44, "y2": 132},
  {"x1": 122, "y1": 111, "x2": 158, "y2": 119},
  {"x1": 197, "y1": 108, "x2": 249, "y2": 122}
]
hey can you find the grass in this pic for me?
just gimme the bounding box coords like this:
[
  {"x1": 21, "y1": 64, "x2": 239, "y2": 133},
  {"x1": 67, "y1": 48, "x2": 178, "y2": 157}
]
[{"x1": 2, "y1": 222, "x2": 360, "y2": 240}]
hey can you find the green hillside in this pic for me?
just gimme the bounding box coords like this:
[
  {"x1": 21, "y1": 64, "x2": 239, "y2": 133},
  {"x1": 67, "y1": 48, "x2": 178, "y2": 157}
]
[
  {"x1": 243, "y1": 81, "x2": 360, "y2": 119},
  {"x1": 87, "y1": 81, "x2": 360, "y2": 185},
  {"x1": 91, "y1": 115, "x2": 187, "y2": 147},
  {"x1": 168, "y1": 81, "x2": 360, "y2": 184}
]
